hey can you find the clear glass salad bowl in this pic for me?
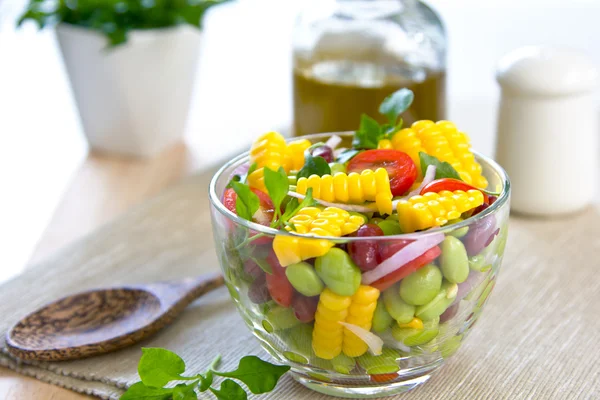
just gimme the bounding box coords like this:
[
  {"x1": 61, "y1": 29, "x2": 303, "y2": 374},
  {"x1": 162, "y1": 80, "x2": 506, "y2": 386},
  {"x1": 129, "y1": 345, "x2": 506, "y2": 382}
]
[{"x1": 209, "y1": 133, "x2": 510, "y2": 398}]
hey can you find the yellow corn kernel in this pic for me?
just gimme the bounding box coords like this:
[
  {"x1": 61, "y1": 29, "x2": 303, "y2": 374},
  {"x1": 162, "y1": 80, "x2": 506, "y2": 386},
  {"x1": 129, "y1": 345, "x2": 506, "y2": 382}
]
[
  {"x1": 381, "y1": 121, "x2": 488, "y2": 188},
  {"x1": 342, "y1": 285, "x2": 380, "y2": 357},
  {"x1": 250, "y1": 131, "x2": 290, "y2": 171},
  {"x1": 396, "y1": 189, "x2": 485, "y2": 233},
  {"x1": 296, "y1": 169, "x2": 393, "y2": 215},
  {"x1": 398, "y1": 317, "x2": 424, "y2": 330},
  {"x1": 378, "y1": 139, "x2": 393, "y2": 149},
  {"x1": 273, "y1": 207, "x2": 365, "y2": 266},
  {"x1": 247, "y1": 167, "x2": 266, "y2": 192},
  {"x1": 313, "y1": 289, "x2": 352, "y2": 359},
  {"x1": 287, "y1": 139, "x2": 311, "y2": 170}
]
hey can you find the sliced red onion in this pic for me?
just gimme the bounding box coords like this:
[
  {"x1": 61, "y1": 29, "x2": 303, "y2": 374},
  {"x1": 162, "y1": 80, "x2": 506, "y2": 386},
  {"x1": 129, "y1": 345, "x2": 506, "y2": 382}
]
[
  {"x1": 287, "y1": 191, "x2": 376, "y2": 213},
  {"x1": 339, "y1": 321, "x2": 383, "y2": 356},
  {"x1": 325, "y1": 135, "x2": 343, "y2": 150},
  {"x1": 362, "y1": 233, "x2": 445, "y2": 284},
  {"x1": 406, "y1": 165, "x2": 437, "y2": 198}
]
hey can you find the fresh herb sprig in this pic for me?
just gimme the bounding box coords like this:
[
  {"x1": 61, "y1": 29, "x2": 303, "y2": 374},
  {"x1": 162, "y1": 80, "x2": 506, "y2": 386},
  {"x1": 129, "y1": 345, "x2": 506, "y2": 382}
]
[
  {"x1": 121, "y1": 348, "x2": 290, "y2": 400},
  {"x1": 297, "y1": 143, "x2": 331, "y2": 179},
  {"x1": 352, "y1": 88, "x2": 414, "y2": 150},
  {"x1": 419, "y1": 152, "x2": 463, "y2": 180},
  {"x1": 17, "y1": 0, "x2": 230, "y2": 47}
]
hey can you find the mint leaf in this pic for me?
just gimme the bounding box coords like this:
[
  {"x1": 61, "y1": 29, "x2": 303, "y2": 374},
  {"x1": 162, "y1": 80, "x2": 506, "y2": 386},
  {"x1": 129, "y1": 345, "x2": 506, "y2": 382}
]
[
  {"x1": 353, "y1": 114, "x2": 382, "y2": 149},
  {"x1": 297, "y1": 153, "x2": 331, "y2": 179},
  {"x1": 264, "y1": 166, "x2": 289, "y2": 213},
  {"x1": 210, "y1": 379, "x2": 248, "y2": 400},
  {"x1": 336, "y1": 149, "x2": 361, "y2": 164},
  {"x1": 138, "y1": 348, "x2": 186, "y2": 388},
  {"x1": 230, "y1": 181, "x2": 260, "y2": 221},
  {"x1": 379, "y1": 88, "x2": 414, "y2": 126},
  {"x1": 120, "y1": 382, "x2": 173, "y2": 400},
  {"x1": 419, "y1": 152, "x2": 462, "y2": 180},
  {"x1": 214, "y1": 356, "x2": 290, "y2": 394},
  {"x1": 173, "y1": 383, "x2": 198, "y2": 400}
]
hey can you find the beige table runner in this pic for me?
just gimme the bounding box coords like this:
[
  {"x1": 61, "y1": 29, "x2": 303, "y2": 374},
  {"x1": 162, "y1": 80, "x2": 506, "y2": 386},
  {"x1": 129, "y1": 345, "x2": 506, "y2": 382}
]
[{"x1": 1, "y1": 170, "x2": 599, "y2": 399}]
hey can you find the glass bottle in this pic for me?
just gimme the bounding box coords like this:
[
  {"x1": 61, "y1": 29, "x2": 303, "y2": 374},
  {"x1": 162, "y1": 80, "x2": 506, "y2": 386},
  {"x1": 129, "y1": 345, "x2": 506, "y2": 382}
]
[{"x1": 292, "y1": 0, "x2": 447, "y2": 137}]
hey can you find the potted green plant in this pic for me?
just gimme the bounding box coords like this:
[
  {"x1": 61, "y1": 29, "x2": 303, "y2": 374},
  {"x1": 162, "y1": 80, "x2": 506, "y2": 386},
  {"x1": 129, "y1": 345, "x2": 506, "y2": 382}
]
[{"x1": 18, "y1": 0, "x2": 230, "y2": 158}]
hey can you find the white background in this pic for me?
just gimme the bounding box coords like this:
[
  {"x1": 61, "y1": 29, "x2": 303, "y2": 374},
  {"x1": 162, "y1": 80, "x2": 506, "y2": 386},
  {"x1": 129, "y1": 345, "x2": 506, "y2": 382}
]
[{"x1": 0, "y1": 0, "x2": 599, "y2": 283}]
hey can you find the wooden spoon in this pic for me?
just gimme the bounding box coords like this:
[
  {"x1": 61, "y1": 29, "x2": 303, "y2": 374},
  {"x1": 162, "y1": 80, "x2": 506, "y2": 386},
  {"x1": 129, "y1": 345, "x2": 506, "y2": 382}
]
[{"x1": 5, "y1": 272, "x2": 225, "y2": 362}]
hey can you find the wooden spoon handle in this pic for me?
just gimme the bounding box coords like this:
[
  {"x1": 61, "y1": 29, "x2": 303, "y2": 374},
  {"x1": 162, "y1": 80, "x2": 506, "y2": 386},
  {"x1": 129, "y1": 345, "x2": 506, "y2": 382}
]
[{"x1": 138, "y1": 271, "x2": 225, "y2": 311}]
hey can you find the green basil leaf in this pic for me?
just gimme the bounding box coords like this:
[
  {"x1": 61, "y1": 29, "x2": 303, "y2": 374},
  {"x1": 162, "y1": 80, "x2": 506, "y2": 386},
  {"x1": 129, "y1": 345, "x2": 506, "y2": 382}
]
[
  {"x1": 379, "y1": 88, "x2": 414, "y2": 126},
  {"x1": 138, "y1": 348, "x2": 186, "y2": 388},
  {"x1": 296, "y1": 188, "x2": 317, "y2": 211},
  {"x1": 120, "y1": 382, "x2": 173, "y2": 400},
  {"x1": 230, "y1": 181, "x2": 260, "y2": 221},
  {"x1": 279, "y1": 197, "x2": 299, "y2": 223},
  {"x1": 209, "y1": 379, "x2": 248, "y2": 400},
  {"x1": 297, "y1": 154, "x2": 331, "y2": 179},
  {"x1": 353, "y1": 114, "x2": 382, "y2": 149},
  {"x1": 173, "y1": 383, "x2": 198, "y2": 400},
  {"x1": 335, "y1": 149, "x2": 361, "y2": 164},
  {"x1": 226, "y1": 175, "x2": 242, "y2": 189},
  {"x1": 252, "y1": 257, "x2": 273, "y2": 275},
  {"x1": 214, "y1": 356, "x2": 290, "y2": 394},
  {"x1": 419, "y1": 152, "x2": 462, "y2": 180},
  {"x1": 264, "y1": 166, "x2": 289, "y2": 211}
]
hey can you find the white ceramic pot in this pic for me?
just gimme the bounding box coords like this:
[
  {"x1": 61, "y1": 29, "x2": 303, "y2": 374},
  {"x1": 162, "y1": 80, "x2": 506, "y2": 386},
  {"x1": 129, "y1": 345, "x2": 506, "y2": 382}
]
[{"x1": 56, "y1": 24, "x2": 201, "y2": 158}]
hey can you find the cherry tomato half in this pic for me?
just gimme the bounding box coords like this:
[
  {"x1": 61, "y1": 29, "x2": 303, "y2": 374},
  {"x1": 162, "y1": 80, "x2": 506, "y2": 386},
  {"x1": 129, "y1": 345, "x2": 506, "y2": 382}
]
[
  {"x1": 347, "y1": 150, "x2": 417, "y2": 196},
  {"x1": 370, "y1": 246, "x2": 442, "y2": 292},
  {"x1": 266, "y1": 251, "x2": 293, "y2": 307},
  {"x1": 420, "y1": 178, "x2": 489, "y2": 204}
]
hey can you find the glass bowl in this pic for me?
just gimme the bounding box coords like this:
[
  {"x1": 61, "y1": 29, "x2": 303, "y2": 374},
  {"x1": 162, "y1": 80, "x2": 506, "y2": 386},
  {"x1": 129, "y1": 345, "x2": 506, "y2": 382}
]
[{"x1": 209, "y1": 132, "x2": 510, "y2": 398}]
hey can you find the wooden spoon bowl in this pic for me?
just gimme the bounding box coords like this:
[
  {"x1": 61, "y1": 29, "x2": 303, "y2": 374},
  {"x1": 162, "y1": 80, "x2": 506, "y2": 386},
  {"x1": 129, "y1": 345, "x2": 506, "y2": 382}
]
[{"x1": 6, "y1": 272, "x2": 224, "y2": 361}]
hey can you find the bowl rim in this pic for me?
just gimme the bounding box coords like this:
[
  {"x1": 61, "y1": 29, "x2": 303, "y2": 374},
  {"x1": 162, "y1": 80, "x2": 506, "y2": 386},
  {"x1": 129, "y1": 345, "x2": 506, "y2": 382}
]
[{"x1": 208, "y1": 132, "x2": 511, "y2": 241}]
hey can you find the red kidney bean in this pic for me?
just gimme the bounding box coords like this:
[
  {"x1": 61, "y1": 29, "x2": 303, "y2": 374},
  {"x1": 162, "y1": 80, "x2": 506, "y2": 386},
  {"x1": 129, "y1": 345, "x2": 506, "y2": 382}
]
[
  {"x1": 243, "y1": 259, "x2": 264, "y2": 279},
  {"x1": 348, "y1": 224, "x2": 384, "y2": 271},
  {"x1": 292, "y1": 294, "x2": 319, "y2": 323},
  {"x1": 440, "y1": 303, "x2": 459, "y2": 323},
  {"x1": 248, "y1": 275, "x2": 270, "y2": 304}
]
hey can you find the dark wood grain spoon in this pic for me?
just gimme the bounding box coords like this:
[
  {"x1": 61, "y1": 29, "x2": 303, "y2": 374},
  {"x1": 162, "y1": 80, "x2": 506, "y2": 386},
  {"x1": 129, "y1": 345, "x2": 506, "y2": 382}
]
[{"x1": 5, "y1": 272, "x2": 225, "y2": 362}]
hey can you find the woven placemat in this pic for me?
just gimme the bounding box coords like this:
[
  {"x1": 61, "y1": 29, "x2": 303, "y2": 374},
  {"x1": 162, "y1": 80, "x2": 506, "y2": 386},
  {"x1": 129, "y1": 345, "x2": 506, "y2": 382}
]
[{"x1": 1, "y1": 169, "x2": 599, "y2": 399}]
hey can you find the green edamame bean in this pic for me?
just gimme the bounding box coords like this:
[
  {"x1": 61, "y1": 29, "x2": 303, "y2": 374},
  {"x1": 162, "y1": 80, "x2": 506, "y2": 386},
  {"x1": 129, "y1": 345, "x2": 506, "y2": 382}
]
[
  {"x1": 329, "y1": 162, "x2": 346, "y2": 175},
  {"x1": 315, "y1": 248, "x2": 361, "y2": 296},
  {"x1": 377, "y1": 220, "x2": 403, "y2": 236},
  {"x1": 415, "y1": 281, "x2": 458, "y2": 321},
  {"x1": 386, "y1": 214, "x2": 399, "y2": 222},
  {"x1": 383, "y1": 286, "x2": 415, "y2": 324},
  {"x1": 372, "y1": 299, "x2": 394, "y2": 333},
  {"x1": 469, "y1": 254, "x2": 491, "y2": 272},
  {"x1": 357, "y1": 348, "x2": 401, "y2": 375},
  {"x1": 392, "y1": 317, "x2": 440, "y2": 346},
  {"x1": 265, "y1": 306, "x2": 300, "y2": 331},
  {"x1": 331, "y1": 353, "x2": 356, "y2": 374},
  {"x1": 285, "y1": 262, "x2": 324, "y2": 297},
  {"x1": 349, "y1": 211, "x2": 369, "y2": 224},
  {"x1": 399, "y1": 264, "x2": 442, "y2": 305},
  {"x1": 369, "y1": 217, "x2": 384, "y2": 225},
  {"x1": 440, "y1": 236, "x2": 470, "y2": 283},
  {"x1": 446, "y1": 218, "x2": 469, "y2": 238}
]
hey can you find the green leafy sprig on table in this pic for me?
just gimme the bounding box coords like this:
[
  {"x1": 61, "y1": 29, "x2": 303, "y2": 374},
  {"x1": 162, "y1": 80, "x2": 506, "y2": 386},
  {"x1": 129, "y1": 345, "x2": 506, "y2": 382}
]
[
  {"x1": 120, "y1": 348, "x2": 290, "y2": 400},
  {"x1": 17, "y1": 0, "x2": 231, "y2": 46},
  {"x1": 352, "y1": 88, "x2": 415, "y2": 150}
]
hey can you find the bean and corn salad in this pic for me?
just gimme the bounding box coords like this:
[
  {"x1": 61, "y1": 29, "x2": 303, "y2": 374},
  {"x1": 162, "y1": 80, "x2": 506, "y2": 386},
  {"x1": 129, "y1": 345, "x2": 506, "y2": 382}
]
[{"x1": 218, "y1": 90, "x2": 507, "y2": 379}]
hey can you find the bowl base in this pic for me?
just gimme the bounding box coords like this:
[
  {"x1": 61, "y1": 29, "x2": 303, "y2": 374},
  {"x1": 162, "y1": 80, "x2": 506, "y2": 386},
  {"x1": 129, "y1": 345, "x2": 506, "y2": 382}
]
[{"x1": 291, "y1": 361, "x2": 442, "y2": 399}]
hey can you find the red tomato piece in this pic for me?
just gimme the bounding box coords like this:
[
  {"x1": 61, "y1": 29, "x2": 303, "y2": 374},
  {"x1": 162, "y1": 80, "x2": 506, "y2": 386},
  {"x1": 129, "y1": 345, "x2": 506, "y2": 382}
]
[
  {"x1": 370, "y1": 246, "x2": 442, "y2": 292},
  {"x1": 420, "y1": 178, "x2": 489, "y2": 204},
  {"x1": 266, "y1": 252, "x2": 293, "y2": 307},
  {"x1": 370, "y1": 373, "x2": 399, "y2": 383},
  {"x1": 347, "y1": 149, "x2": 417, "y2": 196}
]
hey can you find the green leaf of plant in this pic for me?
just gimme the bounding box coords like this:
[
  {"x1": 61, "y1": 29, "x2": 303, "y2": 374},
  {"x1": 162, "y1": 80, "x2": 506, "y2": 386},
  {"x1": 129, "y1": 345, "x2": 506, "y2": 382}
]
[
  {"x1": 419, "y1": 152, "x2": 462, "y2": 181},
  {"x1": 279, "y1": 197, "x2": 299, "y2": 223},
  {"x1": 297, "y1": 154, "x2": 331, "y2": 179},
  {"x1": 230, "y1": 181, "x2": 260, "y2": 221},
  {"x1": 264, "y1": 166, "x2": 289, "y2": 211},
  {"x1": 379, "y1": 88, "x2": 414, "y2": 126},
  {"x1": 138, "y1": 348, "x2": 186, "y2": 388},
  {"x1": 335, "y1": 149, "x2": 361, "y2": 164},
  {"x1": 353, "y1": 114, "x2": 383, "y2": 149},
  {"x1": 244, "y1": 162, "x2": 258, "y2": 184},
  {"x1": 173, "y1": 383, "x2": 198, "y2": 400},
  {"x1": 120, "y1": 382, "x2": 173, "y2": 400},
  {"x1": 198, "y1": 370, "x2": 213, "y2": 392},
  {"x1": 209, "y1": 379, "x2": 248, "y2": 400},
  {"x1": 214, "y1": 356, "x2": 291, "y2": 394}
]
